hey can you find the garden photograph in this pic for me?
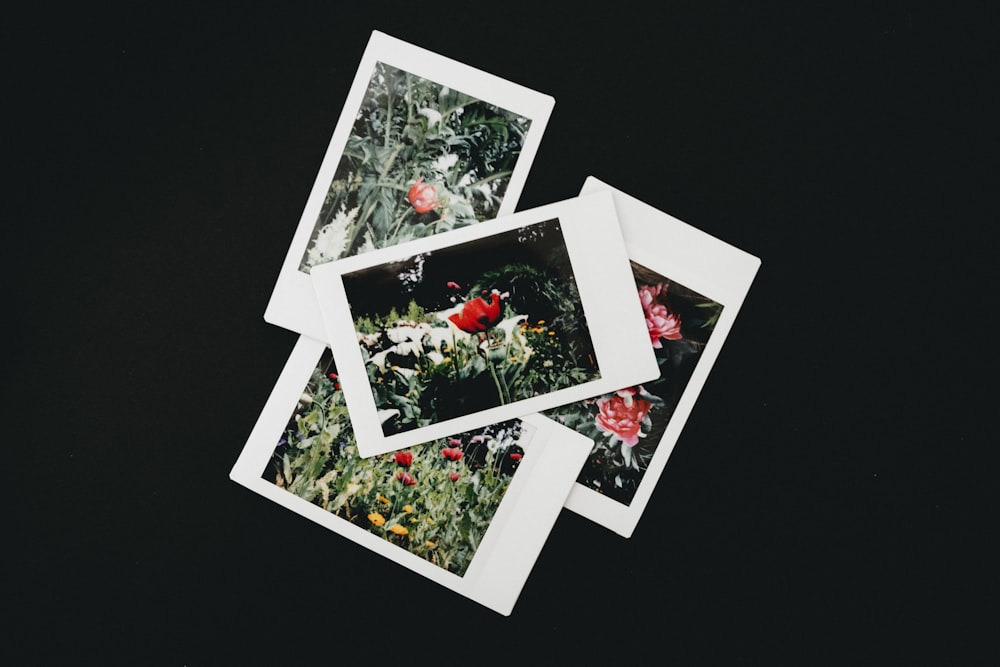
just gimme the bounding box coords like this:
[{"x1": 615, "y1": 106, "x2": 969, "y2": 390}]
[
  {"x1": 339, "y1": 218, "x2": 601, "y2": 436},
  {"x1": 299, "y1": 60, "x2": 534, "y2": 272},
  {"x1": 543, "y1": 262, "x2": 723, "y2": 506},
  {"x1": 263, "y1": 347, "x2": 530, "y2": 577}
]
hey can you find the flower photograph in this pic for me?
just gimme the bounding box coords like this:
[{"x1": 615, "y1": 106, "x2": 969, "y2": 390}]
[
  {"x1": 543, "y1": 261, "x2": 723, "y2": 506},
  {"x1": 262, "y1": 347, "x2": 530, "y2": 577},
  {"x1": 340, "y1": 217, "x2": 601, "y2": 436},
  {"x1": 299, "y1": 60, "x2": 534, "y2": 272}
]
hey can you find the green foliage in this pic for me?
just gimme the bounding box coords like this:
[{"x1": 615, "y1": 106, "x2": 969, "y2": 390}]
[
  {"x1": 266, "y1": 353, "x2": 525, "y2": 576},
  {"x1": 299, "y1": 62, "x2": 532, "y2": 272}
]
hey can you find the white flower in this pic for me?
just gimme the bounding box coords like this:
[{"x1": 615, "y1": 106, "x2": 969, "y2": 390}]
[
  {"x1": 306, "y1": 205, "x2": 357, "y2": 267},
  {"x1": 377, "y1": 409, "x2": 400, "y2": 425},
  {"x1": 432, "y1": 153, "x2": 459, "y2": 172},
  {"x1": 418, "y1": 108, "x2": 442, "y2": 127}
]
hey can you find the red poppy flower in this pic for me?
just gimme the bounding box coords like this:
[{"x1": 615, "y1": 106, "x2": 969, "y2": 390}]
[
  {"x1": 447, "y1": 293, "x2": 502, "y2": 333},
  {"x1": 393, "y1": 451, "x2": 413, "y2": 467},
  {"x1": 407, "y1": 177, "x2": 439, "y2": 214},
  {"x1": 509, "y1": 452, "x2": 522, "y2": 461},
  {"x1": 441, "y1": 447, "x2": 463, "y2": 461},
  {"x1": 449, "y1": 472, "x2": 460, "y2": 482},
  {"x1": 396, "y1": 471, "x2": 417, "y2": 486}
]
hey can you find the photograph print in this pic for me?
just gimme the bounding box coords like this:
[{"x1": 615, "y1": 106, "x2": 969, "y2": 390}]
[
  {"x1": 299, "y1": 59, "x2": 535, "y2": 273},
  {"x1": 263, "y1": 346, "x2": 533, "y2": 577},
  {"x1": 544, "y1": 261, "x2": 723, "y2": 506},
  {"x1": 340, "y1": 217, "x2": 601, "y2": 437}
]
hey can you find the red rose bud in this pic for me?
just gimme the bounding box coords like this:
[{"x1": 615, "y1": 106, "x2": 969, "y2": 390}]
[
  {"x1": 447, "y1": 293, "x2": 502, "y2": 333},
  {"x1": 407, "y1": 177, "x2": 439, "y2": 214}
]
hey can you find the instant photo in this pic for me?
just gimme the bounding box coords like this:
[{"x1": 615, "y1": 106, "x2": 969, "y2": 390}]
[
  {"x1": 310, "y1": 191, "x2": 661, "y2": 458},
  {"x1": 230, "y1": 336, "x2": 591, "y2": 616},
  {"x1": 265, "y1": 30, "x2": 554, "y2": 342},
  {"x1": 555, "y1": 178, "x2": 762, "y2": 538}
]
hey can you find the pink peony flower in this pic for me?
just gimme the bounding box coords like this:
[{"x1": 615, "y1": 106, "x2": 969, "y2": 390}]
[
  {"x1": 594, "y1": 393, "x2": 652, "y2": 447},
  {"x1": 646, "y1": 303, "x2": 682, "y2": 348}
]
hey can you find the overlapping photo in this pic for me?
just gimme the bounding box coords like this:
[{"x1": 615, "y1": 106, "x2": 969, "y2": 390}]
[
  {"x1": 265, "y1": 31, "x2": 554, "y2": 342},
  {"x1": 311, "y1": 192, "x2": 661, "y2": 457},
  {"x1": 229, "y1": 336, "x2": 591, "y2": 616},
  {"x1": 341, "y1": 217, "x2": 599, "y2": 437},
  {"x1": 557, "y1": 178, "x2": 762, "y2": 537}
]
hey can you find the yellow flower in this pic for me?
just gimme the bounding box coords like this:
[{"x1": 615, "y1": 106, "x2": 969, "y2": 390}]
[
  {"x1": 537, "y1": 320, "x2": 545, "y2": 325},
  {"x1": 377, "y1": 495, "x2": 390, "y2": 505},
  {"x1": 426, "y1": 517, "x2": 435, "y2": 524},
  {"x1": 548, "y1": 331, "x2": 555, "y2": 336},
  {"x1": 402, "y1": 504, "x2": 413, "y2": 513},
  {"x1": 426, "y1": 540, "x2": 436, "y2": 547},
  {"x1": 367, "y1": 512, "x2": 386, "y2": 526},
  {"x1": 410, "y1": 517, "x2": 419, "y2": 523},
  {"x1": 443, "y1": 357, "x2": 451, "y2": 363},
  {"x1": 509, "y1": 356, "x2": 518, "y2": 362},
  {"x1": 388, "y1": 524, "x2": 408, "y2": 536}
]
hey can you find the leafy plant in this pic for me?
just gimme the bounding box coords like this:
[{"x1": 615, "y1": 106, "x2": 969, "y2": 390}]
[
  {"x1": 299, "y1": 61, "x2": 532, "y2": 272},
  {"x1": 263, "y1": 349, "x2": 528, "y2": 576}
]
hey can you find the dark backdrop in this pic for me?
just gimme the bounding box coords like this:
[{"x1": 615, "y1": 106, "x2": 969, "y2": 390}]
[{"x1": 5, "y1": 3, "x2": 995, "y2": 664}]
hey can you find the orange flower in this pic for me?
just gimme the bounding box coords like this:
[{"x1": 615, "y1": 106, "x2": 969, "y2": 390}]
[
  {"x1": 388, "y1": 525, "x2": 409, "y2": 536},
  {"x1": 367, "y1": 512, "x2": 386, "y2": 526},
  {"x1": 407, "y1": 177, "x2": 440, "y2": 214}
]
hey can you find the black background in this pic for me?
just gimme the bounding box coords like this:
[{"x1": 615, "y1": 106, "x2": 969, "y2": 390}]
[{"x1": 6, "y1": 3, "x2": 995, "y2": 664}]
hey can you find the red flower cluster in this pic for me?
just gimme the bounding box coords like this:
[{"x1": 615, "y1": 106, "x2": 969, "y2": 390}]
[
  {"x1": 396, "y1": 471, "x2": 417, "y2": 486},
  {"x1": 393, "y1": 451, "x2": 413, "y2": 467},
  {"x1": 441, "y1": 447, "x2": 463, "y2": 461},
  {"x1": 448, "y1": 292, "x2": 502, "y2": 333},
  {"x1": 407, "y1": 177, "x2": 439, "y2": 214}
]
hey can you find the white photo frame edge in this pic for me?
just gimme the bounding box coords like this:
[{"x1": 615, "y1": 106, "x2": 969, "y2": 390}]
[
  {"x1": 263, "y1": 29, "x2": 556, "y2": 342},
  {"x1": 229, "y1": 334, "x2": 591, "y2": 616},
  {"x1": 561, "y1": 176, "x2": 763, "y2": 538},
  {"x1": 310, "y1": 190, "x2": 661, "y2": 458}
]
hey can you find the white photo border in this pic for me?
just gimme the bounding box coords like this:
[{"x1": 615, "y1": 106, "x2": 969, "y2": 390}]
[
  {"x1": 229, "y1": 335, "x2": 591, "y2": 616},
  {"x1": 561, "y1": 177, "x2": 762, "y2": 537},
  {"x1": 309, "y1": 190, "x2": 661, "y2": 458},
  {"x1": 264, "y1": 30, "x2": 556, "y2": 342}
]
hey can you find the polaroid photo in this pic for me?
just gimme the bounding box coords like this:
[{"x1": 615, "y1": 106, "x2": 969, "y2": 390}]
[
  {"x1": 264, "y1": 30, "x2": 555, "y2": 342},
  {"x1": 309, "y1": 190, "x2": 661, "y2": 458},
  {"x1": 230, "y1": 335, "x2": 591, "y2": 616},
  {"x1": 540, "y1": 177, "x2": 762, "y2": 537}
]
